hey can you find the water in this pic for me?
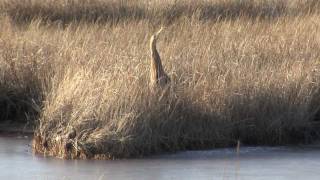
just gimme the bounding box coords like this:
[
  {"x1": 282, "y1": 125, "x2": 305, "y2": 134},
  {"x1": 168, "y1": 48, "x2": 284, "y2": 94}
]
[{"x1": 1, "y1": 136, "x2": 320, "y2": 180}]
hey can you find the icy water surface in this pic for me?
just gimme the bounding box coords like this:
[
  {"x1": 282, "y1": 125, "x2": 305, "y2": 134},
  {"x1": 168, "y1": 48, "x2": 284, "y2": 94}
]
[{"x1": 1, "y1": 136, "x2": 320, "y2": 180}]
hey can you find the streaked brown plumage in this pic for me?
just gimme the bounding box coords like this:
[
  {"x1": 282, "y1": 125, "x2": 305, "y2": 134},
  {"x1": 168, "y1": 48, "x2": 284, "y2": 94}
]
[{"x1": 149, "y1": 27, "x2": 170, "y2": 89}]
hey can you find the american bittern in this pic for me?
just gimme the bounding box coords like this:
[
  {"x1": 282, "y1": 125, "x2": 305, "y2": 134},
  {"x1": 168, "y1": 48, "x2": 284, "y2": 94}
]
[{"x1": 149, "y1": 27, "x2": 170, "y2": 89}]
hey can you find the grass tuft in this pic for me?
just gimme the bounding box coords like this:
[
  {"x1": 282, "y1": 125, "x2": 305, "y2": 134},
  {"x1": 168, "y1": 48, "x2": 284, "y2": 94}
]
[{"x1": 0, "y1": 0, "x2": 319, "y2": 158}]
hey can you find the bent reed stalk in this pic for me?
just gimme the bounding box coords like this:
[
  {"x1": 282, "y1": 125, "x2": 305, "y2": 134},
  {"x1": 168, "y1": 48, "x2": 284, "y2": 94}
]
[{"x1": 0, "y1": 0, "x2": 319, "y2": 159}]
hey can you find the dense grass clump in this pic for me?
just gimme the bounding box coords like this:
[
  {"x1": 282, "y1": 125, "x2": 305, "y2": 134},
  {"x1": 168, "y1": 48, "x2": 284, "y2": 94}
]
[{"x1": 0, "y1": 0, "x2": 319, "y2": 158}]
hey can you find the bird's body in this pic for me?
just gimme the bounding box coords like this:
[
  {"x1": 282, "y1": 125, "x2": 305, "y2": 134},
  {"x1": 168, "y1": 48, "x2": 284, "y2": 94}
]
[{"x1": 149, "y1": 28, "x2": 170, "y2": 89}]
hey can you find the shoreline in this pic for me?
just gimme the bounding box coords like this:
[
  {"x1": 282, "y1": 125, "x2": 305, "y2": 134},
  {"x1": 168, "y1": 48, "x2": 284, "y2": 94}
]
[{"x1": 0, "y1": 123, "x2": 34, "y2": 136}]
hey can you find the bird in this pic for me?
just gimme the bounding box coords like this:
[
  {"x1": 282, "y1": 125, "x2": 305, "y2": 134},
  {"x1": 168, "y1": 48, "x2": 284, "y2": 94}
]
[{"x1": 149, "y1": 27, "x2": 171, "y2": 90}]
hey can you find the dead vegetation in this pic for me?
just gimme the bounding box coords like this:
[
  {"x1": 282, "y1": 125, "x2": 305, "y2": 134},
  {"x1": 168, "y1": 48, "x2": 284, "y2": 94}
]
[
  {"x1": 0, "y1": 0, "x2": 319, "y2": 159},
  {"x1": 2, "y1": 0, "x2": 320, "y2": 26}
]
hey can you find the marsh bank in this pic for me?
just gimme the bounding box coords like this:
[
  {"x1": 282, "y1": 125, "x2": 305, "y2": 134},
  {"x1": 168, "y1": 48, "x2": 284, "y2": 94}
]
[{"x1": 0, "y1": 0, "x2": 320, "y2": 159}]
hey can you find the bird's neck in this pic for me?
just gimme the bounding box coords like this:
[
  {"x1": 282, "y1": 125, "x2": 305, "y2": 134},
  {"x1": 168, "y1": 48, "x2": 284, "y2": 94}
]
[{"x1": 150, "y1": 36, "x2": 165, "y2": 75}]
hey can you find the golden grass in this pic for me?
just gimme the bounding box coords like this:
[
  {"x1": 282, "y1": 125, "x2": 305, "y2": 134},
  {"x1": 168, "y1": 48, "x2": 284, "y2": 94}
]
[
  {"x1": 2, "y1": 0, "x2": 320, "y2": 26},
  {"x1": 0, "y1": 0, "x2": 320, "y2": 159}
]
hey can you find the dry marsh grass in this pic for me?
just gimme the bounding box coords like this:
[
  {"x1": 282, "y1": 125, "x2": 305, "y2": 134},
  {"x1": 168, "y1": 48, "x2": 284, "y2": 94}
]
[
  {"x1": 2, "y1": 0, "x2": 320, "y2": 26},
  {"x1": 0, "y1": 0, "x2": 320, "y2": 159}
]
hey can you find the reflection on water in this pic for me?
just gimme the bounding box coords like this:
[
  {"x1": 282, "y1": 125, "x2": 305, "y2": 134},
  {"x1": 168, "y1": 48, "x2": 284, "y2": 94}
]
[{"x1": 1, "y1": 136, "x2": 320, "y2": 180}]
